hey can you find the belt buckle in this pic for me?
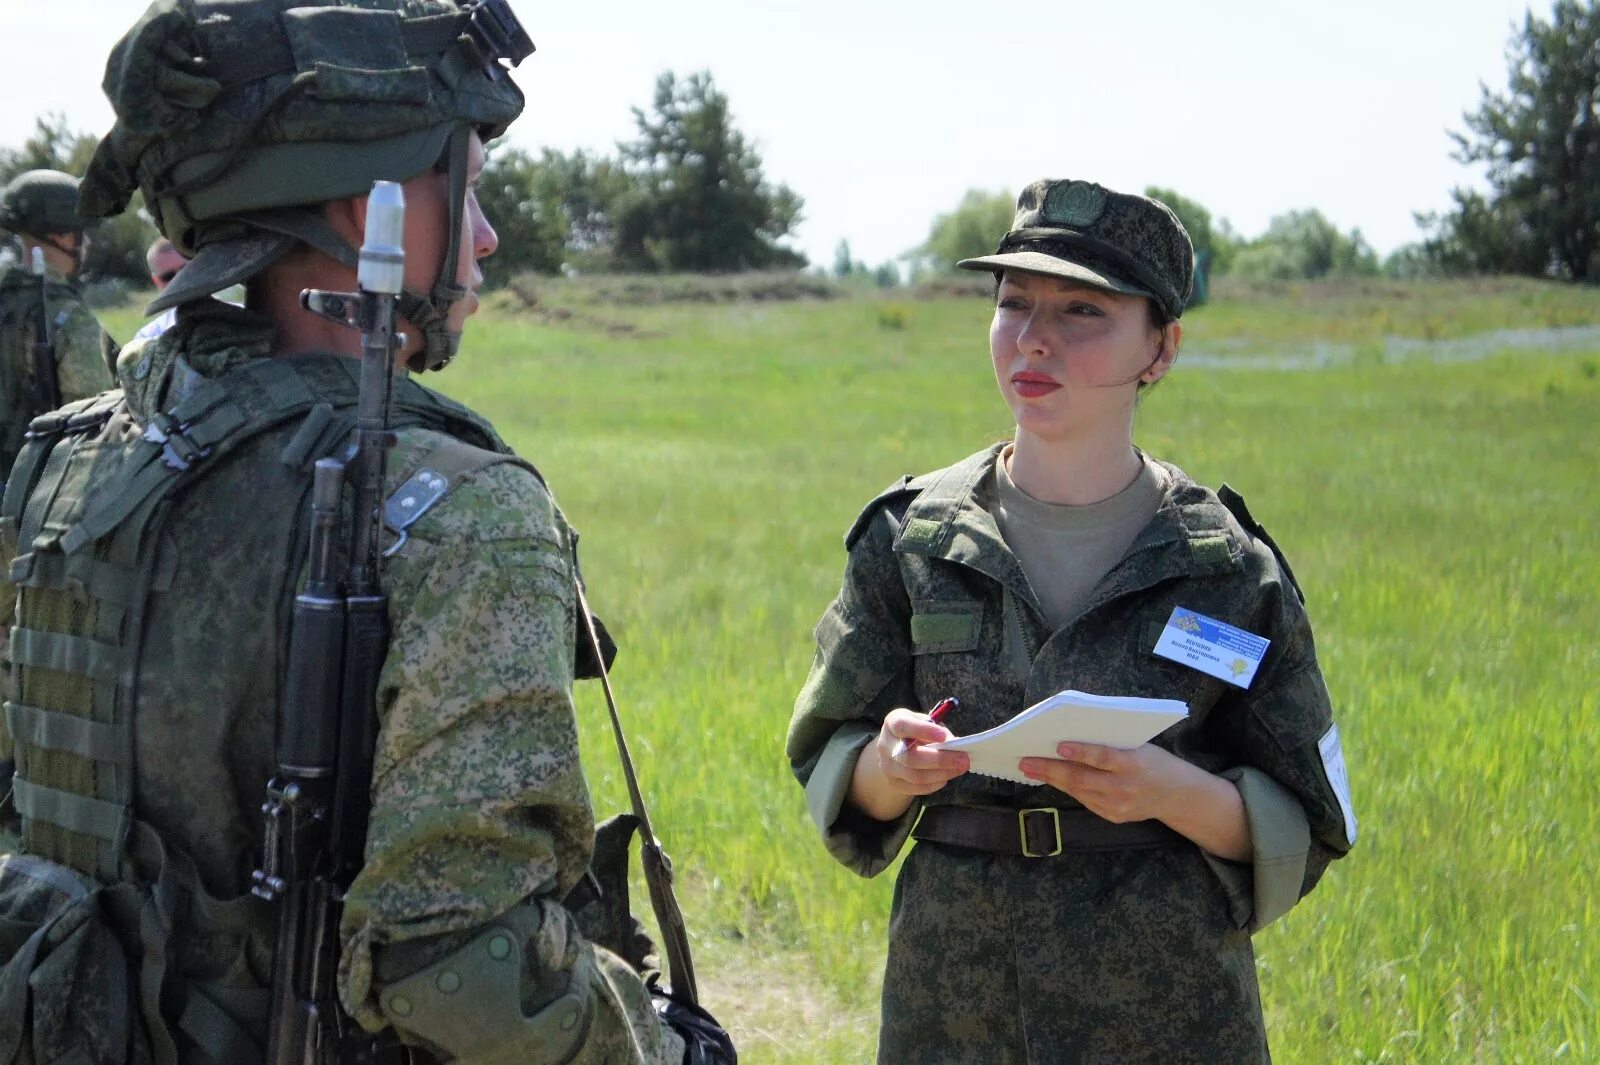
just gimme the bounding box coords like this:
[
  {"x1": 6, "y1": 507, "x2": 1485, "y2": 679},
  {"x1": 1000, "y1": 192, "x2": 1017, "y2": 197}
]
[{"x1": 1018, "y1": 807, "x2": 1062, "y2": 857}]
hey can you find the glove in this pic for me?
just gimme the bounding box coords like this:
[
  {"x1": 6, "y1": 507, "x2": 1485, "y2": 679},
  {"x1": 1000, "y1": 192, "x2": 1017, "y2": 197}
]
[{"x1": 652, "y1": 986, "x2": 736, "y2": 1065}]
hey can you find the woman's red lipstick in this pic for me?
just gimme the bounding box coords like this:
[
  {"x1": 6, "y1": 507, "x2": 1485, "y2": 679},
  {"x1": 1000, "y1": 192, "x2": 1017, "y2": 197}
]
[{"x1": 1011, "y1": 371, "x2": 1060, "y2": 398}]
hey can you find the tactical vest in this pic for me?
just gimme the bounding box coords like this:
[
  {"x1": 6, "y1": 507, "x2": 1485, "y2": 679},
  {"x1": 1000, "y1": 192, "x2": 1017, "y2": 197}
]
[{"x1": 0, "y1": 351, "x2": 516, "y2": 1064}]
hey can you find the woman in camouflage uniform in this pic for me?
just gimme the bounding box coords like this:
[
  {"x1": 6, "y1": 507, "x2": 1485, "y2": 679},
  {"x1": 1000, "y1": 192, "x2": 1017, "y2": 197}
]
[{"x1": 787, "y1": 180, "x2": 1357, "y2": 1064}]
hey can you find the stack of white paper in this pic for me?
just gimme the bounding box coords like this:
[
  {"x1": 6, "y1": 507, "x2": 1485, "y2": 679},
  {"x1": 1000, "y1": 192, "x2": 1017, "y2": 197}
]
[{"x1": 931, "y1": 690, "x2": 1188, "y2": 784}]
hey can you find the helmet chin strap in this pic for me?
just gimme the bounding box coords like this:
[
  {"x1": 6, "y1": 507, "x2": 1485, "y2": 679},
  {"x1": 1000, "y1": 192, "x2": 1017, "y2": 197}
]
[
  {"x1": 33, "y1": 233, "x2": 84, "y2": 272},
  {"x1": 397, "y1": 290, "x2": 461, "y2": 373},
  {"x1": 404, "y1": 125, "x2": 472, "y2": 374},
  {"x1": 240, "y1": 125, "x2": 475, "y2": 374}
]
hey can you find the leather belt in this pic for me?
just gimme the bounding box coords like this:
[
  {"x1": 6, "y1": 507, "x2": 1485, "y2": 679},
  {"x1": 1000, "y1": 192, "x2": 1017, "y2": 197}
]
[{"x1": 912, "y1": 804, "x2": 1183, "y2": 857}]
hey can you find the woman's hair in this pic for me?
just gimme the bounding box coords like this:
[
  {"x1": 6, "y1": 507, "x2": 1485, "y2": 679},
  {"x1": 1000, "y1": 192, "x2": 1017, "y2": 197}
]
[{"x1": 1145, "y1": 301, "x2": 1170, "y2": 331}]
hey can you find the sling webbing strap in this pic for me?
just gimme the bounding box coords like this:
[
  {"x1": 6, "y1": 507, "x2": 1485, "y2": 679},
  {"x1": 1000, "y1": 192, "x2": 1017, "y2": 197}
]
[{"x1": 573, "y1": 580, "x2": 699, "y2": 1005}]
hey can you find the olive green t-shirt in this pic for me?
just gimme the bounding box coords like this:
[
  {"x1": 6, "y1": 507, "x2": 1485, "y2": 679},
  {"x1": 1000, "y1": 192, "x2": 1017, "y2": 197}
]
[{"x1": 993, "y1": 446, "x2": 1166, "y2": 631}]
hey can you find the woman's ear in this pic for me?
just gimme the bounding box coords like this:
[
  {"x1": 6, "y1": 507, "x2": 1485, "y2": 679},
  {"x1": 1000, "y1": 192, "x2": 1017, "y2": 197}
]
[{"x1": 1144, "y1": 321, "x2": 1182, "y2": 383}]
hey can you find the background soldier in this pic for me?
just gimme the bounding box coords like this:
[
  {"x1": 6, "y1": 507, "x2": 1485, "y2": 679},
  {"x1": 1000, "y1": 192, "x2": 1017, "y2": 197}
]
[
  {"x1": 131, "y1": 236, "x2": 187, "y2": 341},
  {"x1": 0, "y1": 167, "x2": 117, "y2": 479},
  {"x1": 0, "y1": 1, "x2": 730, "y2": 1062}
]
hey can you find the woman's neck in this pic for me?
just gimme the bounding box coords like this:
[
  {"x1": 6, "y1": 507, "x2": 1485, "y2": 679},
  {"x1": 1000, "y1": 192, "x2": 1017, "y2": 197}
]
[{"x1": 1007, "y1": 427, "x2": 1143, "y2": 506}]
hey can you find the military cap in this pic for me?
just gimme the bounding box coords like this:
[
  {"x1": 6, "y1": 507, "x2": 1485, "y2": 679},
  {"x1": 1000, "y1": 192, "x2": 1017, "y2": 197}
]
[
  {"x1": 0, "y1": 169, "x2": 86, "y2": 237},
  {"x1": 959, "y1": 179, "x2": 1195, "y2": 321}
]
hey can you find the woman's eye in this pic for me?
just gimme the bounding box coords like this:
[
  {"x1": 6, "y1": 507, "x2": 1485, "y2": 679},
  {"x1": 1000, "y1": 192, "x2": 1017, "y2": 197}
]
[
  {"x1": 997, "y1": 296, "x2": 1026, "y2": 310},
  {"x1": 1067, "y1": 303, "x2": 1105, "y2": 316}
]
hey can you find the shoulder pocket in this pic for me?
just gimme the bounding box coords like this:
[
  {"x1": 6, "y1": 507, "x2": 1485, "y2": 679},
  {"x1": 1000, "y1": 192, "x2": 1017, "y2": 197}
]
[{"x1": 910, "y1": 600, "x2": 982, "y2": 654}]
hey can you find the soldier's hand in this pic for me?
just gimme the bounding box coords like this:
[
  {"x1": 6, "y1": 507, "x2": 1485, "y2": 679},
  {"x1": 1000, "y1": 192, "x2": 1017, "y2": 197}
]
[{"x1": 1019, "y1": 742, "x2": 1189, "y2": 823}]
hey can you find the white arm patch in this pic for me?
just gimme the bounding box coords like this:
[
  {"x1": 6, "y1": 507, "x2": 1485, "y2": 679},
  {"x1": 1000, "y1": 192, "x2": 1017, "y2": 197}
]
[{"x1": 1318, "y1": 723, "x2": 1357, "y2": 845}]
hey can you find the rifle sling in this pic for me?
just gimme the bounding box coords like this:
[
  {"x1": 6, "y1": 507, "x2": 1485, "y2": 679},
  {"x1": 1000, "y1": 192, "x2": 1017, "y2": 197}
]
[{"x1": 572, "y1": 579, "x2": 699, "y2": 1006}]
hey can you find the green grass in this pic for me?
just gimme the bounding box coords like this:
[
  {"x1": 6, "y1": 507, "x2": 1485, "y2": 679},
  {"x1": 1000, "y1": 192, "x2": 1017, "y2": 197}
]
[{"x1": 102, "y1": 279, "x2": 1600, "y2": 1063}]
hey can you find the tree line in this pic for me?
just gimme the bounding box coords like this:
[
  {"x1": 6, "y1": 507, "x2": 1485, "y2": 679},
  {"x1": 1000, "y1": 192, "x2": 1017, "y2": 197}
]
[
  {"x1": 915, "y1": 1, "x2": 1599, "y2": 286},
  {"x1": 1, "y1": 70, "x2": 808, "y2": 289},
  {"x1": 4, "y1": 1, "x2": 1596, "y2": 290},
  {"x1": 0, "y1": 117, "x2": 152, "y2": 284},
  {"x1": 477, "y1": 70, "x2": 803, "y2": 282}
]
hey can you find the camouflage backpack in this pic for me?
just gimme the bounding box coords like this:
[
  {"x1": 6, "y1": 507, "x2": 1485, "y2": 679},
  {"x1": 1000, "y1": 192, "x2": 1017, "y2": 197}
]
[{"x1": 0, "y1": 347, "x2": 521, "y2": 1065}]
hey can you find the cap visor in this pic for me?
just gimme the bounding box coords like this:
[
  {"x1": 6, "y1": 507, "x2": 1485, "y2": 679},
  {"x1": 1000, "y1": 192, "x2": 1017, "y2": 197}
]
[
  {"x1": 147, "y1": 230, "x2": 296, "y2": 314},
  {"x1": 955, "y1": 251, "x2": 1155, "y2": 301}
]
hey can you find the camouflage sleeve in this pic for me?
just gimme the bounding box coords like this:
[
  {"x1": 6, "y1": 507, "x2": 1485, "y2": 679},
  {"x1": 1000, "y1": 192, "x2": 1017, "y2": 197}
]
[
  {"x1": 51, "y1": 299, "x2": 116, "y2": 404},
  {"x1": 1210, "y1": 550, "x2": 1355, "y2": 932},
  {"x1": 337, "y1": 460, "x2": 678, "y2": 1064},
  {"x1": 787, "y1": 501, "x2": 921, "y2": 878}
]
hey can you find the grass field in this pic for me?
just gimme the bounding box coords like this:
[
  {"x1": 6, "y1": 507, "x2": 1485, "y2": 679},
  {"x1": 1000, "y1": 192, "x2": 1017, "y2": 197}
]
[{"x1": 103, "y1": 277, "x2": 1600, "y2": 1063}]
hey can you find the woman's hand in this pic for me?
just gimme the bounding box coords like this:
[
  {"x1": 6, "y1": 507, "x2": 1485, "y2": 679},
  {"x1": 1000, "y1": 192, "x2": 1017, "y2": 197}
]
[
  {"x1": 1020, "y1": 742, "x2": 1187, "y2": 823},
  {"x1": 1021, "y1": 743, "x2": 1252, "y2": 861},
  {"x1": 847, "y1": 709, "x2": 970, "y2": 822}
]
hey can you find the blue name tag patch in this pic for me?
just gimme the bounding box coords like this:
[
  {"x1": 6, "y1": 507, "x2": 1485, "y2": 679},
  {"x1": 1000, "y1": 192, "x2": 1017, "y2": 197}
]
[{"x1": 1152, "y1": 607, "x2": 1270, "y2": 689}]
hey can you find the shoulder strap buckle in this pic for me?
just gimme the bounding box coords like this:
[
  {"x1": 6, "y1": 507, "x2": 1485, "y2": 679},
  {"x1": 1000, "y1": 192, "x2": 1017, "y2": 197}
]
[{"x1": 141, "y1": 413, "x2": 211, "y2": 472}]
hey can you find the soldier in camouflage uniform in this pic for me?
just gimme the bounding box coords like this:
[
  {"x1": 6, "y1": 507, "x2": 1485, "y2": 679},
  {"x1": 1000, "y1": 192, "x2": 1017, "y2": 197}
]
[
  {"x1": 0, "y1": 2, "x2": 729, "y2": 1063},
  {"x1": 787, "y1": 180, "x2": 1357, "y2": 1064},
  {"x1": 0, "y1": 169, "x2": 118, "y2": 481}
]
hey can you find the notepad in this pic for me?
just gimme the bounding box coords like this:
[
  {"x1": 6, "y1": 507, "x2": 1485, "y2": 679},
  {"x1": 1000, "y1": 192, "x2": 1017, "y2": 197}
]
[{"x1": 930, "y1": 690, "x2": 1188, "y2": 784}]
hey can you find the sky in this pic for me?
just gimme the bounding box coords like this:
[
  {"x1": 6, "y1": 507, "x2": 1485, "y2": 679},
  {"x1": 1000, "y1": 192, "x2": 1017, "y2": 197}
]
[{"x1": 0, "y1": 0, "x2": 1556, "y2": 269}]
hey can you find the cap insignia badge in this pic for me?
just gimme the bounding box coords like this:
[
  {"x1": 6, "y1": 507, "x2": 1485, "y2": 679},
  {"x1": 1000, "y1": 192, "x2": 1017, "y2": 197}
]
[{"x1": 1043, "y1": 181, "x2": 1109, "y2": 228}]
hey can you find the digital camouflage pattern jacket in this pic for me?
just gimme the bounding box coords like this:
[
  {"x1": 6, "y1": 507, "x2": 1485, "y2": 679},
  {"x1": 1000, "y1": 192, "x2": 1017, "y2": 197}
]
[
  {"x1": 0, "y1": 303, "x2": 679, "y2": 1064},
  {"x1": 0, "y1": 263, "x2": 117, "y2": 479},
  {"x1": 787, "y1": 444, "x2": 1356, "y2": 1065}
]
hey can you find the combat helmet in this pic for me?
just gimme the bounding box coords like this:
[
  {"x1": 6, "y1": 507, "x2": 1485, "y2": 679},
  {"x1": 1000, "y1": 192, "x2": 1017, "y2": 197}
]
[
  {"x1": 80, "y1": 0, "x2": 533, "y2": 372},
  {"x1": 0, "y1": 169, "x2": 90, "y2": 261}
]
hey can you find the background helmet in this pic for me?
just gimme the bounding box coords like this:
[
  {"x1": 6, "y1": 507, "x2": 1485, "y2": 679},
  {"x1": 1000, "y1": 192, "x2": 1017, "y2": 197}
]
[
  {"x1": 0, "y1": 169, "x2": 87, "y2": 238},
  {"x1": 81, "y1": 0, "x2": 532, "y2": 370}
]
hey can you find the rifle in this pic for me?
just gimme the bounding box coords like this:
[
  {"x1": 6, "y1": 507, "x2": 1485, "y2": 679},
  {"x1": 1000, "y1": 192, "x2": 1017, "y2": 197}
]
[
  {"x1": 29, "y1": 247, "x2": 61, "y2": 412},
  {"x1": 254, "y1": 180, "x2": 405, "y2": 1065}
]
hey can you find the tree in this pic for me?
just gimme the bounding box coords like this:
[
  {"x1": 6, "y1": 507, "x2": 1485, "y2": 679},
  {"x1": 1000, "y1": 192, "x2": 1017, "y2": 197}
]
[
  {"x1": 1, "y1": 114, "x2": 154, "y2": 284},
  {"x1": 1382, "y1": 242, "x2": 1443, "y2": 280},
  {"x1": 909, "y1": 189, "x2": 1014, "y2": 276},
  {"x1": 1231, "y1": 209, "x2": 1379, "y2": 281},
  {"x1": 832, "y1": 239, "x2": 860, "y2": 278},
  {"x1": 1423, "y1": 1, "x2": 1600, "y2": 280},
  {"x1": 612, "y1": 71, "x2": 804, "y2": 272},
  {"x1": 477, "y1": 145, "x2": 634, "y2": 280},
  {"x1": 476, "y1": 145, "x2": 568, "y2": 279},
  {"x1": 1144, "y1": 186, "x2": 1240, "y2": 275}
]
